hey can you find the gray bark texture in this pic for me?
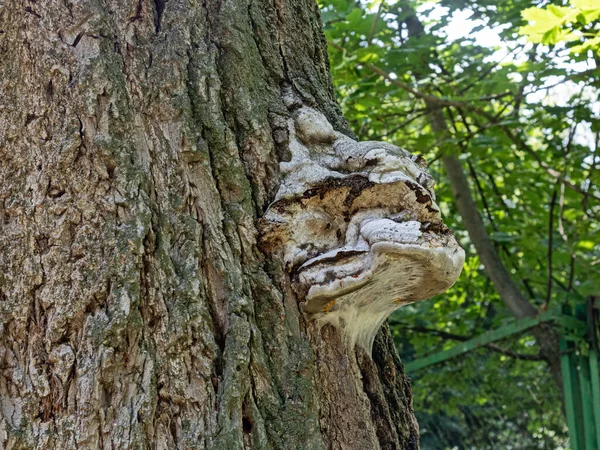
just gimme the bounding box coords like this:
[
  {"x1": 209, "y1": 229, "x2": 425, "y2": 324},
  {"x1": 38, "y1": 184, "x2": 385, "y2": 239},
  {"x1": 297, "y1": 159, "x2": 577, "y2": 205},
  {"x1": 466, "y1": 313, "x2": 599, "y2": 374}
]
[{"x1": 0, "y1": 0, "x2": 419, "y2": 449}]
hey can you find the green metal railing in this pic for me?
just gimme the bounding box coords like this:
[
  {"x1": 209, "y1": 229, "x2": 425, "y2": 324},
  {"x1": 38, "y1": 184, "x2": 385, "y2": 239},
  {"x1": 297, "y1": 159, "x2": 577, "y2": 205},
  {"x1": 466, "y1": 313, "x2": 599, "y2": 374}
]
[
  {"x1": 404, "y1": 298, "x2": 600, "y2": 450},
  {"x1": 559, "y1": 302, "x2": 600, "y2": 450}
]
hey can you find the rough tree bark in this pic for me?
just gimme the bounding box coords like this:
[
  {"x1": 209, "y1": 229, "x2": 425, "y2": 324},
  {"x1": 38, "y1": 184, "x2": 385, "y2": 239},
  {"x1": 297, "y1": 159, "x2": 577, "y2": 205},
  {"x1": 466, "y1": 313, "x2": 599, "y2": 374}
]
[{"x1": 0, "y1": 1, "x2": 420, "y2": 449}]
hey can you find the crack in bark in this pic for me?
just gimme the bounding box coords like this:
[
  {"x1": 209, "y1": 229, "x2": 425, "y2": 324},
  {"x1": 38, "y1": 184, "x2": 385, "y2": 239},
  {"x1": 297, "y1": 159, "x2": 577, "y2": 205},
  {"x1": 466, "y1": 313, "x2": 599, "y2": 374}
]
[{"x1": 153, "y1": 0, "x2": 167, "y2": 33}]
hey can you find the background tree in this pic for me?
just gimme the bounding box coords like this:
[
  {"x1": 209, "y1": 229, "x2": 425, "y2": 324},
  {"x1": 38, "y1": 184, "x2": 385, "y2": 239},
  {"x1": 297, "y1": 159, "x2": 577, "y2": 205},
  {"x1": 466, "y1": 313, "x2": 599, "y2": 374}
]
[
  {"x1": 320, "y1": 0, "x2": 599, "y2": 447},
  {"x1": 0, "y1": 1, "x2": 421, "y2": 449}
]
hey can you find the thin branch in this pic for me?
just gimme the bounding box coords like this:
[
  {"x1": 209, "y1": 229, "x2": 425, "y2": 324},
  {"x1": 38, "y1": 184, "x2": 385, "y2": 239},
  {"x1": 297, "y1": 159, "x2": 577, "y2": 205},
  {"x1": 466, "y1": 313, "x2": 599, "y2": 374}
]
[
  {"x1": 458, "y1": 46, "x2": 521, "y2": 94},
  {"x1": 565, "y1": 123, "x2": 578, "y2": 155},
  {"x1": 446, "y1": 119, "x2": 540, "y2": 302},
  {"x1": 499, "y1": 126, "x2": 599, "y2": 200},
  {"x1": 367, "y1": 1, "x2": 385, "y2": 46},
  {"x1": 584, "y1": 131, "x2": 600, "y2": 216},
  {"x1": 445, "y1": 107, "x2": 496, "y2": 227},
  {"x1": 557, "y1": 182, "x2": 577, "y2": 293},
  {"x1": 486, "y1": 343, "x2": 544, "y2": 362},
  {"x1": 445, "y1": 107, "x2": 498, "y2": 232},
  {"x1": 401, "y1": 325, "x2": 544, "y2": 361},
  {"x1": 558, "y1": 183, "x2": 567, "y2": 240},
  {"x1": 567, "y1": 254, "x2": 576, "y2": 292},
  {"x1": 467, "y1": 162, "x2": 497, "y2": 229},
  {"x1": 542, "y1": 189, "x2": 557, "y2": 311},
  {"x1": 523, "y1": 68, "x2": 600, "y2": 96},
  {"x1": 448, "y1": 106, "x2": 539, "y2": 301},
  {"x1": 370, "y1": 110, "x2": 429, "y2": 139},
  {"x1": 443, "y1": 152, "x2": 538, "y2": 318}
]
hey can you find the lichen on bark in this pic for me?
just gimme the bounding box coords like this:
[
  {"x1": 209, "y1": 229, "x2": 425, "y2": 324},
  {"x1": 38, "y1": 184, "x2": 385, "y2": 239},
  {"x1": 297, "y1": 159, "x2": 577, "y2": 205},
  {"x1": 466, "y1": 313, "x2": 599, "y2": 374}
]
[{"x1": 0, "y1": 0, "x2": 419, "y2": 449}]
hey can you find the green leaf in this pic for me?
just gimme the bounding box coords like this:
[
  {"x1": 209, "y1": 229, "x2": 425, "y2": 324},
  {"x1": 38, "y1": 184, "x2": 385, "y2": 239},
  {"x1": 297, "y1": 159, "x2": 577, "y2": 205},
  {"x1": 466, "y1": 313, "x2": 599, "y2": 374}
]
[
  {"x1": 572, "y1": 0, "x2": 600, "y2": 11},
  {"x1": 521, "y1": 7, "x2": 568, "y2": 32},
  {"x1": 578, "y1": 240, "x2": 595, "y2": 251},
  {"x1": 346, "y1": 7, "x2": 363, "y2": 25}
]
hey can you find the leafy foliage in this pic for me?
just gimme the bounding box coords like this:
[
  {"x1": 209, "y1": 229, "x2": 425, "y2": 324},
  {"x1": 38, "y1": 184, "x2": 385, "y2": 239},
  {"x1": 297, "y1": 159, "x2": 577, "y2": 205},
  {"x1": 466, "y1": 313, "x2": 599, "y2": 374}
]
[
  {"x1": 520, "y1": 0, "x2": 600, "y2": 53},
  {"x1": 319, "y1": 0, "x2": 600, "y2": 447}
]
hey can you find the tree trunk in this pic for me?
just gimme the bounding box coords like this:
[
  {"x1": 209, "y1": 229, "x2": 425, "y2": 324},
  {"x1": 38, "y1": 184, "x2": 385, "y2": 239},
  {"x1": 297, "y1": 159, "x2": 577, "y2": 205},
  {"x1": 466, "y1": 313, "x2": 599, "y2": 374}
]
[{"x1": 0, "y1": 1, "x2": 419, "y2": 449}]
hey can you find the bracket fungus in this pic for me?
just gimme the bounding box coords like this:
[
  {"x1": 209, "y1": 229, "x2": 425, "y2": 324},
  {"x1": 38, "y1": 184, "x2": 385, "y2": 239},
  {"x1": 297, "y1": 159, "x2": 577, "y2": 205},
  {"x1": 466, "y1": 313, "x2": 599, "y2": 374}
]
[{"x1": 261, "y1": 106, "x2": 465, "y2": 351}]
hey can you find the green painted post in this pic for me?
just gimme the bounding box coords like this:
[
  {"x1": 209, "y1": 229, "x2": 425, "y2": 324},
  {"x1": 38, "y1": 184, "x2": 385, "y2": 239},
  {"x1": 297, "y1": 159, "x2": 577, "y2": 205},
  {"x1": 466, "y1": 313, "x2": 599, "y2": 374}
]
[
  {"x1": 398, "y1": 305, "x2": 600, "y2": 450},
  {"x1": 578, "y1": 353, "x2": 596, "y2": 450},
  {"x1": 561, "y1": 337, "x2": 584, "y2": 450},
  {"x1": 589, "y1": 348, "x2": 600, "y2": 447},
  {"x1": 588, "y1": 297, "x2": 600, "y2": 447},
  {"x1": 400, "y1": 304, "x2": 595, "y2": 448}
]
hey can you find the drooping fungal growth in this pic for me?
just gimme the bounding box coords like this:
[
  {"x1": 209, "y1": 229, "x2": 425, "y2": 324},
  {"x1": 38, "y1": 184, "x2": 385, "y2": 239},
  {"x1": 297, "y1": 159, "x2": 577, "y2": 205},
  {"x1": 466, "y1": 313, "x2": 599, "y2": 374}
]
[{"x1": 261, "y1": 105, "x2": 465, "y2": 351}]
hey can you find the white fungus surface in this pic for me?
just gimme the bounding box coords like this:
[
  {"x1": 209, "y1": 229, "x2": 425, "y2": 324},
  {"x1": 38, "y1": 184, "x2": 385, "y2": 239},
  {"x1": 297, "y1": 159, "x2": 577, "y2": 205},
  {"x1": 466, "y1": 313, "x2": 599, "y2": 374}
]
[{"x1": 261, "y1": 106, "x2": 465, "y2": 351}]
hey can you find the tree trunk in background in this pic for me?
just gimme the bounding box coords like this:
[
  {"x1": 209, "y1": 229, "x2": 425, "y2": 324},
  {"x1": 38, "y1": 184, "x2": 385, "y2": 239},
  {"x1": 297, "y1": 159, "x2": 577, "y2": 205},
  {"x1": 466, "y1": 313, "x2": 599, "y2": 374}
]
[
  {"x1": 401, "y1": 4, "x2": 563, "y2": 394},
  {"x1": 0, "y1": 1, "x2": 419, "y2": 449}
]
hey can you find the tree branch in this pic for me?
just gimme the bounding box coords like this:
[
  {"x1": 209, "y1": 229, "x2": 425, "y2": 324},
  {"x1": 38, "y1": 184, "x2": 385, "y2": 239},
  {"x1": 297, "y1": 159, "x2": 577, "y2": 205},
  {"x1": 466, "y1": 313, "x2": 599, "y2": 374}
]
[
  {"x1": 543, "y1": 189, "x2": 557, "y2": 311},
  {"x1": 367, "y1": 1, "x2": 385, "y2": 46},
  {"x1": 327, "y1": 41, "x2": 600, "y2": 202},
  {"x1": 403, "y1": 325, "x2": 544, "y2": 361}
]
